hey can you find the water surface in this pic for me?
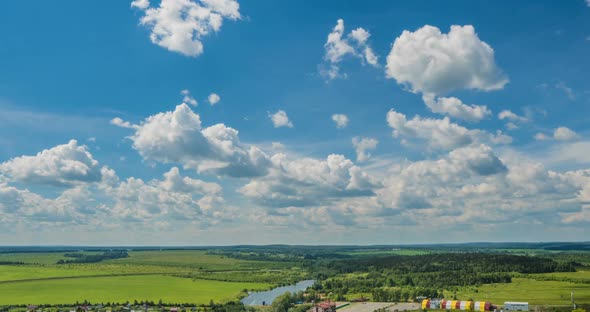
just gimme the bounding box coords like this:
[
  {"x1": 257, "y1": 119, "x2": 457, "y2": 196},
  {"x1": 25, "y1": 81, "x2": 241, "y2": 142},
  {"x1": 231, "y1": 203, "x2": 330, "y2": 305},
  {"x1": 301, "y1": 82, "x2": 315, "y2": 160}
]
[{"x1": 241, "y1": 279, "x2": 315, "y2": 306}]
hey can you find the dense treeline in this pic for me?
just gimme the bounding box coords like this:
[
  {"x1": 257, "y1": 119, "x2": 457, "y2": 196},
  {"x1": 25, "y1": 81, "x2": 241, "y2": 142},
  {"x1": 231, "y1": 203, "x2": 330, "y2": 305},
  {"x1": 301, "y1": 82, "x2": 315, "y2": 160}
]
[
  {"x1": 56, "y1": 251, "x2": 128, "y2": 264},
  {"x1": 0, "y1": 261, "x2": 24, "y2": 265},
  {"x1": 318, "y1": 253, "x2": 575, "y2": 275},
  {"x1": 307, "y1": 253, "x2": 575, "y2": 301}
]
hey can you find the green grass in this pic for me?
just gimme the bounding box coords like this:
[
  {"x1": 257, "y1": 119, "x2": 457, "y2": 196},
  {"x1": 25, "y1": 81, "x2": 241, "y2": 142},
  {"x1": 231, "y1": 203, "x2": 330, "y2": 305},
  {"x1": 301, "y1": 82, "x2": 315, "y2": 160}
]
[
  {"x1": 450, "y1": 277, "x2": 590, "y2": 305},
  {"x1": 0, "y1": 253, "x2": 98, "y2": 265},
  {"x1": 0, "y1": 264, "x2": 195, "y2": 282},
  {"x1": 0, "y1": 275, "x2": 270, "y2": 305},
  {"x1": 107, "y1": 251, "x2": 290, "y2": 270}
]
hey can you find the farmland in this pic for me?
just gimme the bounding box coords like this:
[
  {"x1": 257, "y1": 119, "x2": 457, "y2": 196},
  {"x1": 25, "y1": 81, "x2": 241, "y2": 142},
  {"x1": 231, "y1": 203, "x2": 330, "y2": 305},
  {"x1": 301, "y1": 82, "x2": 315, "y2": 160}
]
[
  {"x1": 0, "y1": 244, "x2": 589, "y2": 308},
  {"x1": 450, "y1": 277, "x2": 590, "y2": 305},
  {"x1": 0, "y1": 275, "x2": 269, "y2": 305},
  {"x1": 0, "y1": 250, "x2": 295, "y2": 305}
]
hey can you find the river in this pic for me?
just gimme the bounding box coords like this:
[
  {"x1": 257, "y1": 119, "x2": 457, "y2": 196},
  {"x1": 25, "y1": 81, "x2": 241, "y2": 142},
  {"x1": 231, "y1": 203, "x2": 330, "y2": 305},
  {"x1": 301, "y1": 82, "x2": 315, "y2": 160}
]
[{"x1": 241, "y1": 279, "x2": 315, "y2": 306}]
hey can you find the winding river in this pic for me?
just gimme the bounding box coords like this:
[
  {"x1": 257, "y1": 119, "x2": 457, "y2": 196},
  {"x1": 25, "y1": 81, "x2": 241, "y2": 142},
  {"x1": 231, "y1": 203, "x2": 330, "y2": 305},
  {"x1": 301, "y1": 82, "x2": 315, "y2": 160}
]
[{"x1": 241, "y1": 279, "x2": 315, "y2": 306}]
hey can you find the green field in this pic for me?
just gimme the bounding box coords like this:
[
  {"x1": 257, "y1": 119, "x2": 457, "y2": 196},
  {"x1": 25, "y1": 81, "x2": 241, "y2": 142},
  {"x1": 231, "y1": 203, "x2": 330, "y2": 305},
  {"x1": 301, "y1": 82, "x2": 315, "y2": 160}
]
[
  {"x1": 450, "y1": 277, "x2": 590, "y2": 305},
  {"x1": 0, "y1": 275, "x2": 269, "y2": 305},
  {"x1": 107, "y1": 250, "x2": 291, "y2": 270},
  {"x1": 1, "y1": 247, "x2": 590, "y2": 307},
  {"x1": 0, "y1": 252, "x2": 100, "y2": 265},
  {"x1": 0, "y1": 250, "x2": 292, "y2": 305}
]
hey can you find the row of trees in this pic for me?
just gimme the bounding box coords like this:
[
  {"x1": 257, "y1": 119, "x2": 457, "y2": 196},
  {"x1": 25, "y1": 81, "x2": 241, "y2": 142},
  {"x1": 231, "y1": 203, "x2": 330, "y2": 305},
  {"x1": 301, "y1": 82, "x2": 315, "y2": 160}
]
[{"x1": 56, "y1": 251, "x2": 129, "y2": 264}]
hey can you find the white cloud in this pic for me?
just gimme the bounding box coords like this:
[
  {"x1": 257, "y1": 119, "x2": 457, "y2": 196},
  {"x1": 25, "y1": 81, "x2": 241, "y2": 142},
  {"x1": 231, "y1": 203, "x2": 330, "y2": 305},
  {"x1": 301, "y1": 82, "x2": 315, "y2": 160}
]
[
  {"x1": 131, "y1": 0, "x2": 150, "y2": 9},
  {"x1": 269, "y1": 110, "x2": 293, "y2": 128},
  {"x1": 422, "y1": 94, "x2": 491, "y2": 122},
  {"x1": 587, "y1": 0, "x2": 590, "y2": 7},
  {"x1": 114, "y1": 103, "x2": 271, "y2": 177},
  {"x1": 181, "y1": 89, "x2": 198, "y2": 106},
  {"x1": 110, "y1": 117, "x2": 137, "y2": 129},
  {"x1": 386, "y1": 109, "x2": 510, "y2": 150},
  {"x1": 535, "y1": 133, "x2": 549, "y2": 141},
  {"x1": 239, "y1": 153, "x2": 378, "y2": 208},
  {"x1": 105, "y1": 167, "x2": 223, "y2": 221},
  {"x1": 555, "y1": 82, "x2": 575, "y2": 100},
  {"x1": 321, "y1": 19, "x2": 378, "y2": 80},
  {"x1": 134, "y1": 0, "x2": 241, "y2": 57},
  {"x1": 554, "y1": 126, "x2": 578, "y2": 141},
  {"x1": 331, "y1": 114, "x2": 349, "y2": 128},
  {"x1": 352, "y1": 137, "x2": 378, "y2": 162},
  {"x1": 535, "y1": 126, "x2": 578, "y2": 141},
  {"x1": 0, "y1": 140, "x2": 105, "y2": 187},
  {"x1": 498, "y1": 110, "x2": 528, "y2": 130},
  {"x1": 385, "y1": 25, "x2": 508, "y2": 95},
  {"x1": 208, "y1": 93, "x2": 220, "y2": 105},
  {"x1": 498, "y1": 110, "x2": 527, "y2": 122}
]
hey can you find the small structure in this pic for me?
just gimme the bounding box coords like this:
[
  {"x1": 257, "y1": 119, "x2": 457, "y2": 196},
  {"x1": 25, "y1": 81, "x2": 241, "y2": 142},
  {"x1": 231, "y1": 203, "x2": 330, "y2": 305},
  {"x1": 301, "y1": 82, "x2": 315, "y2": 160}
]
[
  {"x1": 170, "y1": 308, "x2": 180, "y2": 312},
  {"x1": 309, "y1": 301, "x2": 336, "y2": 312},
  {"x1": 27, "y1": 305, "x2": 38, "y2": 312},
  {"x1": 504, "y1": 302, "x2": 529, "y2": 311},
  {"x1": 422, "y1": 300, "x2": 494, "y2": 311}
]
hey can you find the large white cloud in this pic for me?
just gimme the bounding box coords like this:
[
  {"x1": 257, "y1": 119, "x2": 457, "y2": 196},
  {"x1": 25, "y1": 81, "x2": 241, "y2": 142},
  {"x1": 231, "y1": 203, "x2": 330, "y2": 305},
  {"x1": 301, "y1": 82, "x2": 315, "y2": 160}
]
[
  {"x1": 386, "y1": 109, "x2": 511, "y2": 150},
  {"x1": 105, "y1": 167, "x2": 223, "y2": 222},
  {"x1": 239, "y1": 153, "x2": 379, "y2": 209},
  {"x1": 321, "y1": 19, "x2": 378, "y2": 79},
  {"x1": 134, "y1": 0, "x2": 241, "y2": 57},
  {"x1": 0, "y1": 140, "x2": 105, "y2": 187},
  {"x1": 113, "y1": 104, "x2": 271, "y2": 177},
  {"x1": 422, "y1": 94, "x2": 491, "y2": 122},
  {"x1": 386, "y1": 25, "x2": 508, "y2": 95}
]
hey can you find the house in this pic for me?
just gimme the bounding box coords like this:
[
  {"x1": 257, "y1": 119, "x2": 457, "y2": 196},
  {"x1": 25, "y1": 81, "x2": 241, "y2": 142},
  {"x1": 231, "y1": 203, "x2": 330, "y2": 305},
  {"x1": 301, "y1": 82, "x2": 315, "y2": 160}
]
[
  {"x1": 504, "y1": 302, "x2": 529, "y2": 311},
  {"x1": 309, "y1": 301, "x2": 336, "y2": 312}
]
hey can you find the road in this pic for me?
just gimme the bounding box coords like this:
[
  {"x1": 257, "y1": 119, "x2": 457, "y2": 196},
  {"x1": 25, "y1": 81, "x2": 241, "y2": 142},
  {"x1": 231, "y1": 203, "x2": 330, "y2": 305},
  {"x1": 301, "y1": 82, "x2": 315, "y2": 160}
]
[{"x1": 338, "y1": 302, "x2": 420, "y2": 312}]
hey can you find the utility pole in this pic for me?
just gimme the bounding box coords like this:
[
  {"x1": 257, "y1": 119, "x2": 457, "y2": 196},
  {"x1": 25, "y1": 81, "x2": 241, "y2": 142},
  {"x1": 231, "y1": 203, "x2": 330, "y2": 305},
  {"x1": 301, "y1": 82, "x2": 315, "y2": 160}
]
[{"x1": 571, "y1": 291, "x2": 576, "y2": 310}]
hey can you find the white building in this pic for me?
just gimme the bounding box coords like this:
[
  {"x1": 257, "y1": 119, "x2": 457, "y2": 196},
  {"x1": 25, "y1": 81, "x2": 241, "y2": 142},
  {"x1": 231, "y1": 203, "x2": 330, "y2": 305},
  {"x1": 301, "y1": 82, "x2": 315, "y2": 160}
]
[{"x1": 504, "y1": 302, "x2": 529, "y2": 311}]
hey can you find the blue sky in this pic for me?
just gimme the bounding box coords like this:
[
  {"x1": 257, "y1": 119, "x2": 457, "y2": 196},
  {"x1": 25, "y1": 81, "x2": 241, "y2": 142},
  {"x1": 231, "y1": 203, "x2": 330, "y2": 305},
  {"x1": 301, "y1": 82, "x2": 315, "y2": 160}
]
[{"x1": 0, "y1": 0, "x2": 589, "y2": 245}]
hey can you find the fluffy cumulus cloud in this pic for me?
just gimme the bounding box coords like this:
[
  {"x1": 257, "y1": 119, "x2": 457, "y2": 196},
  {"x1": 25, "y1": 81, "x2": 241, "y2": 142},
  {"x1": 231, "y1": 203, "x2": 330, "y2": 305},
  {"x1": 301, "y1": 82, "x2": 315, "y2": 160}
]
[
  {"x1": 386, "y1": 109, "x2": 511, "y2": 150},
  {"x1": 352, "y1": 137, "x2": 378, "y2": 162},
  {"x1": 422, "y1": 94, "x2": 491, "y2": 122},
  {"x1": 239, "y1": 153, "x2": 379, "y2": 209},
  {"x1": 104, "y1": 167, "x2": 224, "y2": 222},
  {"x1": 386, "y1": 25, "x2": 508, "y2": 95},
  {"x1": 112, "y1": 104, "x2": 271, "y2": 177},
  {"x1": 0, "y1": 140, "x2": 105, "y2": 187},
  {"x1": 133, "y1": 0, "x2": 241, "y2": 57},
  {"x1": 0, "y1": 149, "x2": 227, "y2": 227},
  {"x1": 535, "y1": 127, "x2": 578, "y2": 141},
  {"x1": 331, "y1": 114, "x2": 349, "y2": 128},
  {"x1": 321, "y1": 19, "x2": 378, "y2": 79},
  {"x1": 269, "y1": 110, "x2": 293, "y2": 128},
  {"x1": 208, "y1": 93, "x2": 220, "y2": 105}
]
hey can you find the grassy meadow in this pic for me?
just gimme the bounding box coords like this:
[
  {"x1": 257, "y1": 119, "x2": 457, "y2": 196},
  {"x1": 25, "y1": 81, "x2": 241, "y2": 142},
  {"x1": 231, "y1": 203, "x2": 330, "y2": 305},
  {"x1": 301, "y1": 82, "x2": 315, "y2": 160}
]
[
  {"x1": 0, "y1": 275, "x2": 269, "y2": 305},
  {"x1": 450, "y1": 276, "x2": 590, "y2": 305},
  {"x1": 0, "y1": 250, "x2": 294, "y2": 305},
  {"x1": 1, "y1": 246, "x2": 589, "y2": 307}
]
